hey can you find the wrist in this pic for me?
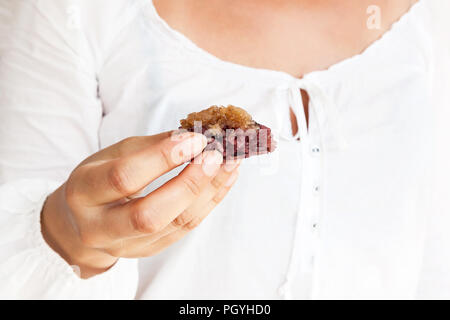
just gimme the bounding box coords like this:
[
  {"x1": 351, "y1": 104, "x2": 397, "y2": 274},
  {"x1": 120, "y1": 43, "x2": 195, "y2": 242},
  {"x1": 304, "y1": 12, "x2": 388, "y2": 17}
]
[{"x1": 41, "y1": 185, "x2": 117, "y2": 278}]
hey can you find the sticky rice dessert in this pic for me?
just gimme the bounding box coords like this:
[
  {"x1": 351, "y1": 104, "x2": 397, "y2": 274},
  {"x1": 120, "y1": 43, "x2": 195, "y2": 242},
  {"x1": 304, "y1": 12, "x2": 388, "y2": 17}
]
[{"x1": 180, "y1": 105, "x2": 276, "y2": 159}]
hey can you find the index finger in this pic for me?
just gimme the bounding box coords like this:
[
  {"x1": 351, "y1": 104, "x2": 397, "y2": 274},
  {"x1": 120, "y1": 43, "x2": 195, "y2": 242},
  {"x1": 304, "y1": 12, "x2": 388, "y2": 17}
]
[
  {"x1": 69, "y1": 131, "x2": 207, "y2": 205},
  {"x1": 102, "y1": 150, "x2": 224, "y2": 239}
]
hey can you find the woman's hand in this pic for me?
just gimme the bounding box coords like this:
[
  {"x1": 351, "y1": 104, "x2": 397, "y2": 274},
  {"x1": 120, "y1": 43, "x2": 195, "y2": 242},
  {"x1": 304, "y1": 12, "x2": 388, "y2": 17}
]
[{"x1": 41, "y1": 131, "x2": 240, "y2": 278}]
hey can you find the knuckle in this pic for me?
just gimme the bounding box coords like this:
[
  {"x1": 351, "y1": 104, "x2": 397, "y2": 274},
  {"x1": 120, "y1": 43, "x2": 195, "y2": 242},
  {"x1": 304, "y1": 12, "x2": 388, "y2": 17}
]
[
  {"x1": 108, "y1": 249, "x2": 123, "y2": 258},
  {"x1": 159, "y1": 146, "x2": 174, "y2": 170},
  {"x1": 107, "y1": 242, "x2": 126, "y2": 258},
  {"x1": 212, "y1": 190, "x2": 227, "y2": 205},
  {"x1": 181, "y1": 175, "x2": 203, "y2": 197},
  {"x1": 118, "y1": 136, "x2": 139, "y2": 153},
  {"x1": 130, "y1": 204, "x2": 161, "y2": 234},
  {"x1": 184, "y1": 218, "x2": 202, "y2": 231},
  {"x1": 172, "y1": 211, "x2": 193, "y2": 227},
  {"x1": 210, "y1": 176, "x2": 223, "y2": 190},
  {"x1": 64, "y1": 181, "x2": 79, "y2": 206},
  {"x1": 108, "y1": 162, "x2": 134, "y2": 196},
  {"x1": 64, "y1": 173, "x2": 84, "y2": 207}
]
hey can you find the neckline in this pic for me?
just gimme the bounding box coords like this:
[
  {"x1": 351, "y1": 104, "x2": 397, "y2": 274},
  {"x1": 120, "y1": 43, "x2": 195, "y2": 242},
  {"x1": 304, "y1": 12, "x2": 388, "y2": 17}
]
[{"x1": 142, "y1": 0, "x2": 424, "y2": 84}]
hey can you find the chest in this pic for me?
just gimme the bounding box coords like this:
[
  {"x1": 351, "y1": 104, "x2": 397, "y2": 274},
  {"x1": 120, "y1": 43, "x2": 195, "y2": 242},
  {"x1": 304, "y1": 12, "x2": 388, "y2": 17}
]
[{"x1": 152, "y1": 0, "x2": 416, "y2": 78}]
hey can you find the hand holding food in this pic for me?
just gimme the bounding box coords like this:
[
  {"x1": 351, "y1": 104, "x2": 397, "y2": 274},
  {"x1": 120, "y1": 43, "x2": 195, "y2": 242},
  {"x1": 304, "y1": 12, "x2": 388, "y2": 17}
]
[{"x1": 41, "y1": 131, "x2": 240, "y2": 278}]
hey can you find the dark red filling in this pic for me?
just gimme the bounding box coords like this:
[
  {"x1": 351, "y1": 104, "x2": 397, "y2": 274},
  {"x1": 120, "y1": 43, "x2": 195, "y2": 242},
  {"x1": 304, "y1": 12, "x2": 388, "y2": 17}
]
[{"x1": 183, "y1": 124, "x2": 276, "y2": 159}]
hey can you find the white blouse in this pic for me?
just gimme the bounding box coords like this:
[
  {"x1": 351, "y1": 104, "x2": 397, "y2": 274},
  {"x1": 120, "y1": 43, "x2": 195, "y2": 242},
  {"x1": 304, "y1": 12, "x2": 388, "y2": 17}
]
[{"x1": 0, "y1": 0, "x2": 449, "y2": 299}]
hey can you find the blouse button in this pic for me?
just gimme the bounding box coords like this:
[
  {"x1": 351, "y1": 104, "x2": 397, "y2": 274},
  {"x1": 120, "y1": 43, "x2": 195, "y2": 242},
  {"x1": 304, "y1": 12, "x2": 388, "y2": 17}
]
[
  {"x1": 314, "y1": 185, "x2": 320, "y2": 194},
  {"x1": 311, "y1": 146, "x2": 321, "y2": 154}
]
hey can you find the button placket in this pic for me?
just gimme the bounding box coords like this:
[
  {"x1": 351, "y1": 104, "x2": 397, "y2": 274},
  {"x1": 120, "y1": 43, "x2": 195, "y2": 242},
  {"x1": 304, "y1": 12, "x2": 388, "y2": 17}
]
[
  {"x1": 309, "y1": 113, "x2": 325, "y2": 289},
  {"x1": 300, "y1": 114, "x2": 323, "y2": 272},
  {"x1": 276, "y1": 80, "x2": 325, "y2": 299}
]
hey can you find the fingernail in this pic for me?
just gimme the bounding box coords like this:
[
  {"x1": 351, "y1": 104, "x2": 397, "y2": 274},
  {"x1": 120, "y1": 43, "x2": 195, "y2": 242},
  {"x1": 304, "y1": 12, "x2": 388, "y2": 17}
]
[
  {"x1": 225, "y1": 169, "x2": 239, "y2": 187},
  {"x1": 173, "y1": 133, "x2": 207, "y2": 163},
  {"x1": 202, "y1": 151, "x2": 223, "y2": 176},
  {"x1": 224, "y1": 159, "x2": 242, "y2": 172}
]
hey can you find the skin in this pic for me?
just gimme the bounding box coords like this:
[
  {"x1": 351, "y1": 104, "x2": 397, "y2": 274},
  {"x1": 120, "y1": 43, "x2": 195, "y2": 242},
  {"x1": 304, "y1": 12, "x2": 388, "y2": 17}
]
[
  {"x1": 154, "y1": 0, "x2": 418, "y2": 78},
  {"x1": 43, "y1": 132, "x2": 240, "y2": 278},
  {"x1": 42, "y1": 0, "x2": 418, "y2": 278}
]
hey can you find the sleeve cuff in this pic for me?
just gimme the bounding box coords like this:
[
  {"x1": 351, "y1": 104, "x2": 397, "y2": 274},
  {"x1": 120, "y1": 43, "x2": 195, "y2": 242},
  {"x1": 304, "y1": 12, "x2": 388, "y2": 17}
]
[{"x1": 0, "y1": 179, "x2": 138, "y2": 299}]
